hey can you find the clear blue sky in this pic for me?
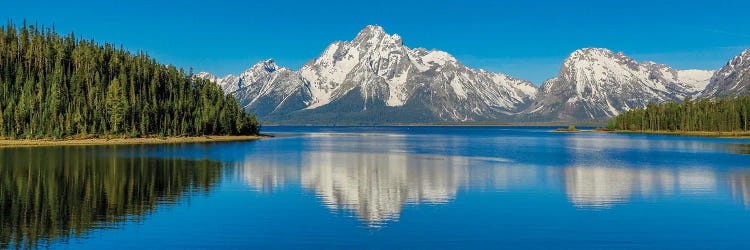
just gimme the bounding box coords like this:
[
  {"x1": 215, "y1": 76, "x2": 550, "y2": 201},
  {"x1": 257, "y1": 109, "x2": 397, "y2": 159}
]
[{"x1": 3, "y1": 0, "x2": 750, "y2": 84}]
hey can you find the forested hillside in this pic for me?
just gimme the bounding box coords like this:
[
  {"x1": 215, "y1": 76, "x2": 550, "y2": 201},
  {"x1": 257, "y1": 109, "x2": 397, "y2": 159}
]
[
  {"x1": 0, "y1": 21, "x2": 258, "y2": 139},
  {"x1": 609, "y1": 95, "x2": 750, "y2": 132}
]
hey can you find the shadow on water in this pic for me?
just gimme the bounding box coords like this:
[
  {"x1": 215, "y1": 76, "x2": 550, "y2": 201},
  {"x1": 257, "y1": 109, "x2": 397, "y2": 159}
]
[{"x1": 0, "y1": 146, "x2": 225, "y2": 249}]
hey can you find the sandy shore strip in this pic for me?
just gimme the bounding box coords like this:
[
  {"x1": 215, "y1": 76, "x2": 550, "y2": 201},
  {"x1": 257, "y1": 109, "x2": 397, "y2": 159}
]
[{"x1": 0, "y1": 135, "x2": 268, "y2": 148}]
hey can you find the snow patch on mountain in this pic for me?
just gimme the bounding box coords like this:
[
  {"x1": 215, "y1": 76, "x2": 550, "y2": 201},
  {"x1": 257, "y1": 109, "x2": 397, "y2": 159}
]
[{"x1": 676, "y1": 69, "x2": 714, "y2": 93}]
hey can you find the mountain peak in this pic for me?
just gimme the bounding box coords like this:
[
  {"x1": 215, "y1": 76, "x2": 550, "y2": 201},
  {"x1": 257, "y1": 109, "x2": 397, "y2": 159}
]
[
  {"x1": 532, "y1": 47, "x2": 715, "y2": 121},
  {"x1": 354, "y1": 25, "x2": 385, "y2": 39},
  {"x1": 248, "y1": 59, "x2": 279, "y2": 74},
  {"x1": 702, "y1": 48, "x2": 750, "y2": 97},
  {"x1": 360, "y1": 25, "x2": 385, "y2": 34},
  {"x1": 563, "y1": 48, "x2": 619, "y2": 68},
  {"x1": 353, "y1": 25, "x2": 402, "y2": 46},
  {"x1": 732, "y1": 49, "x2": 750, "y2": 65},
  {"x1": 569, "y1": 48, "x2": 615, "y2": 58},
  {"x1": 561, "y1": 48, "x2": 640, "y2": 74},
  {"x1": 195, "y1": 72, "x2": 216, "y2": 79}
]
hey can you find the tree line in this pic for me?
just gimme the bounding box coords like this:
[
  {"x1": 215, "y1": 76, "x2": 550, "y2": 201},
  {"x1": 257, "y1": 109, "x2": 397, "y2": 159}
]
[
  {"x1": 608, "y1": 95, "x2": 750, "y2": 132},
  {"x1": 0, "y1": 21, "x2": 259, "y2": 139}
]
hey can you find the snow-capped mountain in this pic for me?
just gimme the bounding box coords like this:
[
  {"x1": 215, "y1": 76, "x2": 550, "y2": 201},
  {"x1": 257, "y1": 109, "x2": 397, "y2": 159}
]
[
  {"x1": 525, "y1": 48, "x2": 714, "y2": 121},
  {"x1": 211, "y1": 59, "x2": 312, "y2": 118},
  {"x1": 199, "y1": 26, "x2": 749, "y2": 123},
  {"x1": 200, "y1": 25, "x2": 537, "y2": 123},
  {"x1": 701, "y1": 49, "x2": 750, "y2": 97}
]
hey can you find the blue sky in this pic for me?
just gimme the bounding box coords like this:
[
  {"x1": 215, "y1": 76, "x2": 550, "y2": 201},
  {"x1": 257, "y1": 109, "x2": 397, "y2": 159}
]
[{"x1": 3, "y1": 0, "x2": 750, "y2": 84}]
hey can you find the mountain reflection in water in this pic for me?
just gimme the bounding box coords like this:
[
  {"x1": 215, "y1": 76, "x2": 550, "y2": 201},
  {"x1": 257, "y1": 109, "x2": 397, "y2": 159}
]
[
  {"x1": 239, "y1": 154, "x2": 750, "y2": 223},
  {"x1": 234, "y1": 133, "x2": 750, "y2": 227}
]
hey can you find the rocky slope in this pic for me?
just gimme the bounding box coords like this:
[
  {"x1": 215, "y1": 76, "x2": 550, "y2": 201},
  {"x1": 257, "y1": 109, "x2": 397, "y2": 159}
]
[
  {"x1": 524, "y1": 48, "x2": 714, "y2": 121},
  {"x1": 701, "y1": 49, "x2": 750, "y2": 97}
]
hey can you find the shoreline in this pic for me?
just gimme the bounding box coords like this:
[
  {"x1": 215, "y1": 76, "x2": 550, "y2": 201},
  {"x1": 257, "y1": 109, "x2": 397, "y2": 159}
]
[
  {"x1": 607, "y1": 130, "x2": 750, "y2": 138},
  {"x1": 0, "y1": 135, "x2": 268, "y2": 148},
  {"x1": 262, "y1": 124, "x2": 604, "y2": 127},
  {"x1": 553, "y1": 129, "x2": 750, "y2": 138}
]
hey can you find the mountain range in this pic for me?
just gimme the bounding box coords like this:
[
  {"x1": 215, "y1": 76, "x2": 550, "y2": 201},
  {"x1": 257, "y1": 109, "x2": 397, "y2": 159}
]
[{"x1": 198, "y1": 25, "x2": 750, "y2": 124}]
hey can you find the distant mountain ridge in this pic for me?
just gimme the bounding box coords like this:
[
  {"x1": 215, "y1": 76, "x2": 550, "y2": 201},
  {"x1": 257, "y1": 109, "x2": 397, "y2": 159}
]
[
  {"x1": 701, "y1": 50, "x2": 750, "y2": 97},
  {"x1": 198, "y1": 25, "x2": 749, "y2": 124},
  {"x1": 524, "y1": 48, "x2": 715, "y2": 121}
]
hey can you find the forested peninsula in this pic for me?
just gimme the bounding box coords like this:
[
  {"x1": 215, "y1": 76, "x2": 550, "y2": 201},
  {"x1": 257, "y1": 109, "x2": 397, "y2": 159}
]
[
  {"x1": 0, "y1": 21, "x2": 259, "y2": 140},
  {"x1": 609, "y1": 95, "x2": 750, "y2": 136}
]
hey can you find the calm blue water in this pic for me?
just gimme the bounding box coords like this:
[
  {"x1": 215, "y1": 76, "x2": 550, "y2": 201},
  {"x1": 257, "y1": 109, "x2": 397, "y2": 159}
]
[{"x1": 5, "y1": 126, "x2": 750, "y2": 249}]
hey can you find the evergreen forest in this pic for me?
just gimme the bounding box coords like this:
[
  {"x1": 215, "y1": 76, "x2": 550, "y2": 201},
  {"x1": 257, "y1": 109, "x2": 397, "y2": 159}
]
[
  {"x1": 609, "y1": 95, "x2": 750, "y2": 132},
  {"x1": 0, "y1": 21, "x2": 259, "y2": 139}
]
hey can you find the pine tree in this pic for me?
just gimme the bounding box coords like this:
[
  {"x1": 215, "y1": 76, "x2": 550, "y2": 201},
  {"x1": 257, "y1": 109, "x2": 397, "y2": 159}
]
[{"x1": 106, "y1": 78, "x2": 126, "y2": 133}]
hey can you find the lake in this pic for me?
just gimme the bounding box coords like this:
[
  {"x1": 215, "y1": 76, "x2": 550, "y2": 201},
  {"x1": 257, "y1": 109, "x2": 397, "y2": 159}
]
[{"x1": 3, "y1": 126, "x2": 750, "y2": 249}]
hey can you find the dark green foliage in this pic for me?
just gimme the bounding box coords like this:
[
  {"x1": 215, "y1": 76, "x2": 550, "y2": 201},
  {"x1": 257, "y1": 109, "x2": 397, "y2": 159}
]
[
  {"x1": 0, "y1": 21, "x2": 259, "y2": 139},
  {"x1": 0, "y1": 146, "x2": 225, "y2": 249},
  {"x1": 610, "y1": 95, "x2": 750, "y2": 132}
]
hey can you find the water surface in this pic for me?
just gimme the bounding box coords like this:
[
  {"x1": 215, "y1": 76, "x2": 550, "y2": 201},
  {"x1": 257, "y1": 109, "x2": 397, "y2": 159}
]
[{"x1": 2, "y1": 126, "x2": 750, "y2": 249}]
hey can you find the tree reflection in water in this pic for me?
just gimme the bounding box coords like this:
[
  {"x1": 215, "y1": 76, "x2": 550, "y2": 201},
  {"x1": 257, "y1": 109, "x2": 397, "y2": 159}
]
[{"x1": 0, "y1": 146, "x2": 224, "y2": 249}]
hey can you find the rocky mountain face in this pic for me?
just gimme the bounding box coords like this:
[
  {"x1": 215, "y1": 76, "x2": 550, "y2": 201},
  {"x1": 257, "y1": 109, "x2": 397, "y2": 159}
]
[
  {"x1": 196, "y1": 60, "x2": 312, "y2": 118},
  {"x1": 701, "y1": 49, "x2": 750, "y2": 97},
  {"x1": 199, "y1": 26, "x2": 749, "y2": 124},
  {"x1": 524, "y1": 48, "x2": 714, "y2": 121},
  {"x1": 200, "y1": 25, "x2": 537, "y2": 124}
]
